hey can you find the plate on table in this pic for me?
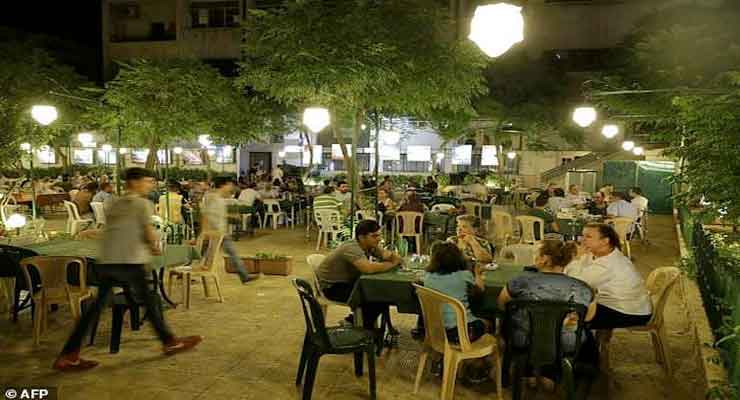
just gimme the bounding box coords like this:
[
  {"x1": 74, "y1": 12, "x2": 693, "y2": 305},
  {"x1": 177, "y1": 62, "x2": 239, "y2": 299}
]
[{"x1": 483, "y1": 262, "x2": 499, "y2": 271}]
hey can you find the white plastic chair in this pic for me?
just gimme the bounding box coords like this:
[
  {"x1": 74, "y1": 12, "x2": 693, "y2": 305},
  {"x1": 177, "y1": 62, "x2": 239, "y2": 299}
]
[
  {"x1": 263, "y1": 199, "x2": 290, "y2": 229},
  {"x1": 515, "y1": 215, "x2": 545, "y2": 245},
  {"x1": 612, "y1": 217, "x2": 635, "y2": 258},
  {"x1": 68, "y1": 189, "x2": 79, "y2": 202},
  {"x1": 355, "y1": 209, "x2": 377, "y2": 221},
  {"x1": 63, "y1": 200, "x2": 93, "y2": 237},
  {"x1": 491, "y1": 210, "x2": 515, "y2": 246},
  {"x1": 395, "y1": 211, "x2": 424, "y2": 255},
  {"x1": 314, "y1": 209, "x2": 342, "y2": 250},
  {"x1": 90, "y1": 202, "x2": 106, "y2": 228},
  {"x1": 168, "y1": 234, "x2": 226, "y2": 309}
]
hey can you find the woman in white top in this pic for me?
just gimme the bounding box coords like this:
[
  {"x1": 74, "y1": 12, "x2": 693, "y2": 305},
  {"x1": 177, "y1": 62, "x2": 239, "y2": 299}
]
[{"x1": 565, "y1": 223, "x2": 652, "y2": 329}]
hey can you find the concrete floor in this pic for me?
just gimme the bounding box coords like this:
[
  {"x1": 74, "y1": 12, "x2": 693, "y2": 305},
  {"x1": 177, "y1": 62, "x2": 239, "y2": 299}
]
[{"x1": 0, "y1": 214, "x2": 704, "y2": 399}]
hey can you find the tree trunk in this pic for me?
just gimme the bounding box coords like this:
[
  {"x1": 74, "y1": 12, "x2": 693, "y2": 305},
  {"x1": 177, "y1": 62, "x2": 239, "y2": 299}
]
[
  {"x1": 145, "y1": 145, "x2": 158, "y2": 170},
  {"x1": 51, "y1": 144, "x2": 69, "y2": 170},
  {"x1": 301, "y1": 128, "x2": 314, "y2": 180}
]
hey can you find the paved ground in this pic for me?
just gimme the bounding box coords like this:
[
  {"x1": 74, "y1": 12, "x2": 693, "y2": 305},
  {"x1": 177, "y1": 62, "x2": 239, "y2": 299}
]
[{"x1": 0, "y1": 214, "x2": 704, "y2": 399}]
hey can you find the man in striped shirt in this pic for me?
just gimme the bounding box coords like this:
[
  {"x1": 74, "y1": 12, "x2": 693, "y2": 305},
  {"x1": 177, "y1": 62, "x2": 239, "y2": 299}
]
[{"x1": 313, "y1": 186, "x2": 343, "y2": 213}]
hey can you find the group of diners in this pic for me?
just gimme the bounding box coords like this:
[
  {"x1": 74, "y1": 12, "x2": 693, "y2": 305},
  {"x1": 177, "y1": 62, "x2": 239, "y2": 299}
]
[{"x1": 316, "y1": 213, "x2": 651, "y2": 390}]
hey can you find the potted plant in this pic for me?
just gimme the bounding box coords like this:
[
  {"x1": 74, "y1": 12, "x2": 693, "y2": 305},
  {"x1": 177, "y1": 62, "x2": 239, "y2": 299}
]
[
  {"x1": 224, "y1": 255, "x2": 260, "y2": 274},
  {"x1": 254, "y1": 252, "x2": 293, "y2": 276}
]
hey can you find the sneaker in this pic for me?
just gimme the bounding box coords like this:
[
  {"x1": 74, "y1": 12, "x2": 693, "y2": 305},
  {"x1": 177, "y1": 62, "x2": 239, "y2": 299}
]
[
  {"x1": 52, "y1": 355, "x2": 99, "y2": 372},
  {"x1": 163, "y1": 335, "x2": 203, "y2": 356},
  {"x1": 430, "y1": 359, "x2": 443, "y2": 377},
  {"x1": 241, "y1": 274, "x2": 261, "y2": 284}
]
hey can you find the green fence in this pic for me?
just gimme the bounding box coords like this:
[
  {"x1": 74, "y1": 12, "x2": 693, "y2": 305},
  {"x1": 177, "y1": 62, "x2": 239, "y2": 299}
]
[{"x1": 681, "y1": 208, "x2": 740, "y2": 388}]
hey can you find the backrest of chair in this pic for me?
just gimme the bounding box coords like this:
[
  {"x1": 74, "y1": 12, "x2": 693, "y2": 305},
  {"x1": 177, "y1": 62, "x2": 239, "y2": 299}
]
[
  {"x1": 612, "y1": 217, "x2": 634, "y2": 240},
  {"x1": 314, "y1": 209, "x2": 342, "y2": 231},
  {"x1": 20, "y1": 256, "x2": 88, "y2": 295},
  {"x1": 413, "y1": 284, "x2": 474, "y2": 352},
  {"x1": 264, "y1": 199, "x2": 281, "y2": 213},
  {"x1": 63, "y1": 200, "x2": 81, "y2": 221},
  {"x1": 396, "y1": 211, "x2": 424, "y2": 235},
  {"x1": 431, "y1": 203, "x2": 455, "y2": 213},
  {"x1": 516, "y1": 215, "x2": 545, "y2": 244},
  {"x1": 492, "y1": 211, "x2": 514, "y2": 240},
  {"x1": 68, "y1": 189, "x2": 79, "y2": 202},
  {"x1": 90, "y1": 202, "x2": 106, "y2": 225},
  {"x1": 198, "y1": 234, "x2": 225, "y2": 271},
  {"x1": 462, "y1": 202, "x2": 482, "y2": 218},
  {"x1": 291, "y1": 278, "x2": 332, "y2": 349},
  {"x1": 505, "y1": 299, "x2": 588, "y2": 368},
  {"x1": 645, "y1": 267, "x2": 681, "y2": 327},
  {"x1": 306, "y1": 254, "x2": 327, "y2": 299},
  {"x1": 499, "y1": 244, "x2": 538, "y2": 265},
  {"x1": 356, "y1": 209, "x2": 376, "y2": 221}
]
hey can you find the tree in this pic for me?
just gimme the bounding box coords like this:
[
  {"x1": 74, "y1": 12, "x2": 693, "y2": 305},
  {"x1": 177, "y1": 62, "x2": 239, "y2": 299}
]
[
  {"x1": 0, "y1": 29, "x2": 94, "y2": 168},
  {"x1": 586, "y1": 2, "x2": 740, "y2": 220},
  {"x1": 85, "y1": 58, "x2": 268, "y2": 169},
  {"x1": 237, "y1": 0, "x2": 487, "y2": 198}
]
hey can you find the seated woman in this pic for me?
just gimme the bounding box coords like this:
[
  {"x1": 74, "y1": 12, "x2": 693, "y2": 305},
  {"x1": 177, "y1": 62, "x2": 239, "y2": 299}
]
[
  {"x1": 397, "y1": 188, "x2": 425, "y2": 213},
  {"x1": 377, "y1": 188, "x2": 397, "y2": 214},
  {"x1": 447, "y1": 214, "x2": 494, "y2": 266},
  {"x1": 498, "y1": 239, "x2": 597, "y2": 390}
]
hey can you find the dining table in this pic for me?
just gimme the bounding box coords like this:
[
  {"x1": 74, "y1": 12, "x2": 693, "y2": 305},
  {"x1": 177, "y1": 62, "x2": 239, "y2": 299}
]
[
  {"x1": 23, "y1": 239, "x2": 199, "y2": 307},
  {"x1": 347, "y1": 262, "x2": 526, "y2": 326}
]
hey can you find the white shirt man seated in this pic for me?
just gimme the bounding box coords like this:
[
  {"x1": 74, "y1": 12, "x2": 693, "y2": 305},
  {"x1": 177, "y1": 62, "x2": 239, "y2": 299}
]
[
  {"x1": 629, "y1": 188, "x2": 649, "y2": 216},
  {"x1": 606, "y1": 192, "x2": 639, "y2": 220},
  {"x1": 238, "y1": 183, "x2": 262, "y2": 206},
  {"x1": 565, "y1": 184, "x2": 587, "y2": 207}
]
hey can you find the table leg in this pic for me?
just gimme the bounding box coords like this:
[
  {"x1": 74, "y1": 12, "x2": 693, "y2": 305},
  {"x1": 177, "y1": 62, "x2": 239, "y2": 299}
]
[{"x1": 156, "y1": 269, "x2": 177, "y2": 308}]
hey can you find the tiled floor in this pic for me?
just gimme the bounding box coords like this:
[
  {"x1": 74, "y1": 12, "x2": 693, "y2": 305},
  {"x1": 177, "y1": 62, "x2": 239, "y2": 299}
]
[{"x1": 0, "y1": 215, "x2": 704, "y2": 399}]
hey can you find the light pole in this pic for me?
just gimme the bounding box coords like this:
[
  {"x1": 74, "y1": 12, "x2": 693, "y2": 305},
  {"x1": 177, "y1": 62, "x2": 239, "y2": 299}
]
[{"x1": 29, "y1": 105, "x2": 59, "y2": 220}]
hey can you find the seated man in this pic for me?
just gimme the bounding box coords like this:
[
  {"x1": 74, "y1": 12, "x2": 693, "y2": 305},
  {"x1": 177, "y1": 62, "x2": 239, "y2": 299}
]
[
  {"x1": 317, "y1": 220, "x2": 402, "y2": 329},
  {"x1": 528, "y1": 194, "x2": 558, "y2": 239},
  {"x1": 629, "y1": 187, "x2": 649, "y2": 216},
  {"x1": 237, "y1": 182, "x2": 262, "y2": 206},
  {"x1": 92, "y1": 182, "x2": 114, "y2": 204},
  {"x1": 606, "y1": 192, "x2": 638, "y2": 220},
  {"x1": 313, "y1": 186, "x2": 343, "y2": 214},
  {"x1": 565, "y1": 184, "x2": 587, "y2": 207},
  {"x1": 586, "y1": 191, "x2": 608, "y2": 217},
  {"x1": 546, "y1": 188, "x2": 569, "y2": 214}
]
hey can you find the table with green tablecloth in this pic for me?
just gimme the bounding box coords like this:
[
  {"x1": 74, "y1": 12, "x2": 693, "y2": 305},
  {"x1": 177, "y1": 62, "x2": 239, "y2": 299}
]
[
  {"x1": 347, "y1": 263, "x2": 525, "y2": 322},
  {"x1": 557, "y1": 218, "x2": 585, "y2": 239},
  {"x1": 24, "y1": 239, "x2": 199, "y2": 307}
]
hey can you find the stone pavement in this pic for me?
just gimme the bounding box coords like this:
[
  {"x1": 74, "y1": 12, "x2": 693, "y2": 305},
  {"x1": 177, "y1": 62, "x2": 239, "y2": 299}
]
[{"x1": 0, "y1": 215, "x2": 703, "y2": 399}]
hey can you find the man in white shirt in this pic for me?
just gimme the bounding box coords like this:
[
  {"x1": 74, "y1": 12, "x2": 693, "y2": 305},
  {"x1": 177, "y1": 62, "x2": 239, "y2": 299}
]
[
  {"x1": 546, "y1": 188, "x2": 569, "y2": 214},
  {"x1": 237, "y1": 182, "x2": 262, "y2": 206},
  {"x1": 334, "y1": 180, "x2": 352, "y2": 205},
  {"x1": 629, "y1": 187, "x2": 649, "y2": 215},
  {"x1": 565, "y1": 184, "x2": 587, "y2": 207},
  {"x1": 606, "y1": 192, "x2": 639, "y2": 220},
  {"x1": 565, "y1": 223, "x2": 651, "y2": 329},
  {"x1": 271, "y1": 165, "x2": 284, "y2": 184}
]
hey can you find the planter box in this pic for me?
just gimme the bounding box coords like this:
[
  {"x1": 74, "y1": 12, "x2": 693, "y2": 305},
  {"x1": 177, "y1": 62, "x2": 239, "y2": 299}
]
[
  {"x1": 257, "y1": 257, "x2": 293, "y2": 276},
  {"x1": 224, "y1": 256, "x2": 259, "y2": 274}
]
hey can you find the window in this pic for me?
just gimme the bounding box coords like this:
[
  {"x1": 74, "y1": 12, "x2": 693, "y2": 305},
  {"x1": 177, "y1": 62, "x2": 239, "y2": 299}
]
[
  {"x1": 191, "y1": 1, "x2": 240, "y2": 28},
  {"x1": 383, "y1": 154, "x2": 430, "y2": 173}
]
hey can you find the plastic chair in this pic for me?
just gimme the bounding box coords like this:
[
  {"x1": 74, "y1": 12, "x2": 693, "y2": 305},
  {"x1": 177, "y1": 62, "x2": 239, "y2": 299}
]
[
  {"x1": 19, "y1": 256, "x2": 94, "y2": 345},
  {"x1": 90, "y1": 202, "x2": 106, "y2": 228},
  {"x1": 413, "y1": 284, "x2": 503, "y2": 400},
  {"x1": 355, "y1": 209, "x2": 377, "y2": 222},
  {"x1": 68, "y1": 189, "x2": 79, "y2": 202},
  {"x1": 611, "y1": 217, "x2": 634, "y2": 258},
  {"x1": 292, "y1": 278, "x2": 376, "y2": 400},
  {"x1": 395, "y1": 211, "x2": 424, "y2": 255},
  {"x1": 498, "y1": 244, "x2": 538, "y2": 265},
  {"x1": 633, "y1": 210, "x2": 648, "y2": 243},
  {"x1": 431, "y1": 203, "x2": 456, "y2": 213},
  {"x1": 504, "y1": 299, "x2": 590, "y2": 400},
  {"x1": 89, "y1": 288, "x2": 145, "y2": 354},
  {"x1": 0, "y1": 245, "x2": 40, "y2": 322},
  {"x1": 63, "y1": 200, "x2": 93, "y2": 237},
  {"x1": 516, "y1": 215, "x2": 545, "y2": 245},
  {"x1": 306, "y1": 254, "x2": 350, "y2": 316},
  {"x1": 491, "y1": 210, "x2": 515, "y2": 247},
  {"x1": 314, "y1": 209, "x2": 342, "y2": 251},
  {"x1": 263, "y1": 199, "x2": 290, "y2": 229},
  {"x1": 599, "y1": 267, "x2": 681, "y2": 376},
  {"x1": 168, "y1": 234, "x2": 225, "y2": 309}
]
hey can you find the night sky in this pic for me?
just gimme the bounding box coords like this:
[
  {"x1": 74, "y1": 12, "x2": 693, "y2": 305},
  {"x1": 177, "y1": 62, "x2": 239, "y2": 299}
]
[{"x1": 0, "y1": 1, "x2": 103, "y2": 83}]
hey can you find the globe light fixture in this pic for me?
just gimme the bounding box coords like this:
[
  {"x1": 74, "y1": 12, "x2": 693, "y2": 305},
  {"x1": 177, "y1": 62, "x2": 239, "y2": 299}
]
[
  {"x1": 30, "y1": 105, "x2": 58, "y2": 126},
  {"x1": 302, "y1": 107, "x2": 330, "y2": 133},
  {"x1": 198, "y1": 134, "x2": 212, "y2": 148},
  {"x1": 101, "y1": 144, "x2": 112, "y2": 152},
  {"x1": 206, "y1": 148, "x2": 216, "y2": 157},
  {"x1": 572, "y1": 107, "x2": 597, "y2": 128},
  {"x1": 622, "y1": 140, "x2": 635, "y2": 151},
  {"x1": 436, "y1": 152, "x2": 445, "y2": 161},
  {"x1": 469, "y1": 3, "x2": 524, "y2": 58},
  {"x1": 361, "y1": 124, "x2": 367, "y2": 130},
  {"x1": 632, "y1": 146, "x2": 644, "y2": 156},
  {"x1": 601, "y1": 124, "x2": 619, "y2": 139},
  {"x1": 278, "y1": 151, "x2": 286, "y2": 158},
  {"x1": 507, "y1": 151, "x2": 517, "y2": 160},
  {"x1": 173, "y1": 146, "x2": 184, "y2": 155},
  {"x1": 20, "y1": 143, "x2": 31, "y2": 152},
  {"x1": 6, "y1": 213, "x2": 27, "y2": 229},
  {"x1": 119, "y1": 147, "x2": 128, "y2": 155}
]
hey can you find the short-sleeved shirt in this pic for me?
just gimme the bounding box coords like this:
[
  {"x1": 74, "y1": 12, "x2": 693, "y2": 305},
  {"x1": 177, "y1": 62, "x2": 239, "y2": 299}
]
[
  {"x1": 313, "y1": 194, "x2": 343, "y2": 212},
  {"x1": 607, "y1": 200, "x2": 638, "y2": 220},
  {"x1": 100, "y1": 194, "x2": 154, "y2": 265},
  {"x1": 446, "y1": 235, "x2": 494, "y2": 264},
  {"x1": 317, "y1": 240, "x2": 380, "y2": 285},
  {"x1": 424, "y1": 271, "x2": 481, "y2": 329},
  {"x1": 506, "y1": 272, "x2": 593, "y2": 351}
]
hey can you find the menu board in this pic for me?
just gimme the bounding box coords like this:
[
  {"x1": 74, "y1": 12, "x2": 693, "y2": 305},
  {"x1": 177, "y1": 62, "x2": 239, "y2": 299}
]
[
  {"x1": 407, "y1": 145, "x2": 431, "y2": 162},
  {"x1": 182, "y1": 150, "x2": 203, "y2": 165},
  {"x1": 451, "y1": 145, "x2": 472, "y2": 165},
  {"x1": 481, "y1": 145, "x2": 499, "y2": 166},
  {"x1": 380, "y1": 145, "x2": 400, "y2": 161}
]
